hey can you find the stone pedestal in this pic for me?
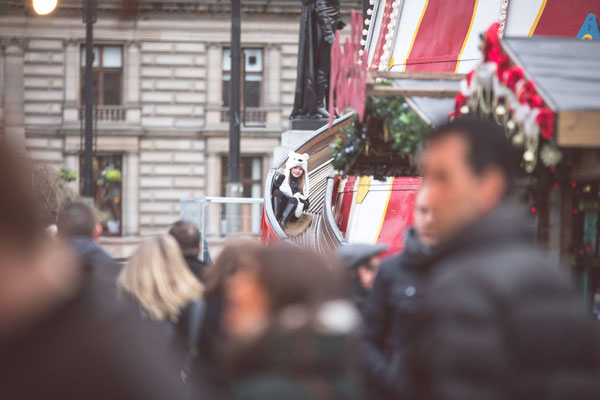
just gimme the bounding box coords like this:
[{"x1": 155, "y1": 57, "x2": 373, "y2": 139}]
[
  {"x1": 273, "y1": 129, "x2": 314, "y2": 166},
  {"x1": 289, "y1": 117, "x2": 328, "y2": 131}
]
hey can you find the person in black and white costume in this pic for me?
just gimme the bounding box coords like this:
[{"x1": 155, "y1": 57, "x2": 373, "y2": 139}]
[{"x1": 272, "y1": 151, "x2": 310, "y2": 228}]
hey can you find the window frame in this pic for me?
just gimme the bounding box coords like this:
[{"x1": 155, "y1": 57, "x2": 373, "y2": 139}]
[
  {"x1": 222, "y1": 47, "x2": 264, "y2": 108},
  {"x1": 80, "y1": 44, "x2": 124, "y2": 106}
]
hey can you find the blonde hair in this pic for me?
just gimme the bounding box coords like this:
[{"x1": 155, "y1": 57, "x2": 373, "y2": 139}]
[
  {"x1": 118, "y1": 235, "x2": 203, "y2": 322},
  {"x1": 277, "y1": 167, "x2": 307, "y2": 194}
]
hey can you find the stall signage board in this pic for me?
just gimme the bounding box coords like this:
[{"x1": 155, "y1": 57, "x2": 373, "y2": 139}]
[{"x1": 577, "y1": 14, "x2": 600, "y2": 40}]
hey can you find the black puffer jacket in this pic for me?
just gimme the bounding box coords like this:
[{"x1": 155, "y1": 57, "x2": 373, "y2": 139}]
[
  {"x1": 408, "y1": 201, "x2": 600, "y2": 400},
  {"x1": 361, "y1": 228, "x2": 430, "y2": 399}
]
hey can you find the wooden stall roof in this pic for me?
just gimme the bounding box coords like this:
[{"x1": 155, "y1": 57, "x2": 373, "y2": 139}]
[
  {"x1": 501, "y1": 37, "x2": 600, "y2": 147},
  {"x1": 368, "y1": 71, "x2": 462, "y2": 127},
  {"x1": 502, "y1": 37, "x2": 600, "y2": 111}
]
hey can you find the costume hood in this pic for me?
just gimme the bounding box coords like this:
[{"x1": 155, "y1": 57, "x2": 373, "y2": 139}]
[{"x1": 279, "y1": 151, "x2": 310, "y2": 200}]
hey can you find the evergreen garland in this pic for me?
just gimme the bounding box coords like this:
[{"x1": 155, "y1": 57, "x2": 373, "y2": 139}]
[{"x1": 332, "y1": 95, "x2": 428, "y2": 179}]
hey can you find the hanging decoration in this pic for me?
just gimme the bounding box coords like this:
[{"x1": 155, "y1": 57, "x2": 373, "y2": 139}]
[
  {"x1": 454, "y1": 22, "x2": 566, "y2": 213},
  {"x1": 454, "y1": 22, "x2": 559, "y2": 170},
  {"x1": 329, "y1": 10, "x2": 368, "y2": 128}
]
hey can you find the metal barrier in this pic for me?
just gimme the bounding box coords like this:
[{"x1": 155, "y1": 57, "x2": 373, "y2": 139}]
[{"x1": 180, "y1": 196, "x2": 264, "y2": 239}]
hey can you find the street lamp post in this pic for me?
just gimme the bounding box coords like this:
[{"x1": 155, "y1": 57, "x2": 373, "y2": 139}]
[
  {"x1": 226, "y1": 0, "x2": 243, "y2": 234},
  {"x1": 82, "y1": 0, "x2": 96, "y2": 198}
]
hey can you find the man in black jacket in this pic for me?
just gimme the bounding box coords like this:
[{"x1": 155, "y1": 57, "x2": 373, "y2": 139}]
[
  {"x1": 361, "y1": 187, "x2": 438, "y2": 399},
  {"x1": 169, "y1": 220, "x2": 207, "y2": 281},
  {"x1": 408, "y1": 118, "x2": 600, "y2": 400},
  {"x1": 57, "y1": 201, "x2": 120, "y2": 283}
]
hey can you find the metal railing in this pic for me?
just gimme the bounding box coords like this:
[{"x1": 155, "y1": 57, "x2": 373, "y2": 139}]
[
  {"x1": 220, "y1": 107, "x2": 268, "y2": 124},
  {"x1": 79, "y1": 105, "x2": 127, "y2": 122},
  {"x1": 180, "y1": 196, "x2": 264, "y2": 240}
]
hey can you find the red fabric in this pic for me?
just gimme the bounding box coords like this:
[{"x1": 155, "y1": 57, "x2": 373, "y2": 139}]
[
  {"x1": 376, "y1": 177, "x2": 421, "y2": 258},
  {"x1": 329, "y1": 10, "x2": 367, "y2": 127},
  {"x1": 405, "y1": 0, "x2": 477, "y2": 72},
  {"x1": 260, "y1": 208, "x2": 281, "y2": 245},
  {"x1": 533, "y1": 0, "x2": 600, "y2": 37},
  {"x1": 336, "y1": 176, "x2": 357, "y2": 236}
]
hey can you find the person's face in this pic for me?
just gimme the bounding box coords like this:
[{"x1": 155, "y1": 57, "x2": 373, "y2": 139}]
[
  {"x1": 223, "y1": 268, "x2": 270, "y2": 340},
  {"x1": 419, "y1": 134, "x2": 505, "y2": 242},
  {"x1": 413, "y1": 189, "x2": 438, "y2": 248},
  {"x1": 357, "y1": 256, "x2": 380, "y2": 290},
  {"x1": 290, "y1": 166, "x2": 304, "y2": 178}
]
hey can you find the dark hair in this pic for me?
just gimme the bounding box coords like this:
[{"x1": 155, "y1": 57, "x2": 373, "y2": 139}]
[
  {"x1": 0, "y1": 142, "x2": 42, "y2": 249},
  {"x1": 427, "y1": 117, "x2": 518, "y2": 194},
  {"x1": 169, "y1": 220, "x2": 200, "y2": 258},
  {"x1": 57, "y1": 201, "x2": 97, "y2": 238},
  {"x1": 250, "y1": 245, "x2": 345, "y2": 314}
]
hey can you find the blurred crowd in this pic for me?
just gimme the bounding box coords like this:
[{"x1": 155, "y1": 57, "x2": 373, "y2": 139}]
[{"x1": 1, "y1": 118, "x2": 600, "y2": 400}]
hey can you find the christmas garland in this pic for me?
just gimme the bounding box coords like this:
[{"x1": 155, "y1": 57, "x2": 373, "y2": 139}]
[
  {"x1": 332, "y1": 93, "x2": 428, "y2": 179},
  {"x1": 454, "y1": 22, "x2": 569, "y2": 213},
  {"x1": 454, "y1": 22, "x2": 561, "y2": 173}
]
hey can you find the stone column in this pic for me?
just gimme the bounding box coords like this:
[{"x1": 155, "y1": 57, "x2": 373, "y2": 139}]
[
  {"x1": 125, "y1": 41, "x2": 141, "y2": 124},
  {"x1": 265, "y1": 44, "x2": 281, "y2": 106},
  {"x1": 63, "y1": 39, "x2": 80, "y2": 124},
  {"x1": 2, "y1": 39, "x2": 26, "y2": 150},
  {"x1": 205, "y1": 43, "x2": 222, "y2": 125},
  {"x1": 265, "y1": 44, "x2": 282, "y2": 127},
  {"x1": 123, "y1": 152, "x2": 140, "y2": 235}
]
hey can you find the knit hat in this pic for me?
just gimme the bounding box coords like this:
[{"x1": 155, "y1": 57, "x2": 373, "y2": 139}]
[{"x1": 280, "y1": 151, "x2": 310, "y2": 200}]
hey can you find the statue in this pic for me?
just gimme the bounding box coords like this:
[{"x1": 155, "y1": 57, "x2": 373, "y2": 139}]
[{"x1": 290, "y1": 0, "x2": 345, "y2": 120}]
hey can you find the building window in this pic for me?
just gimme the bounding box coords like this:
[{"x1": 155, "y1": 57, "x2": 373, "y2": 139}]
[
  {"x1": 221, "y1": 156, "x2": 263, "y2": 197},
  {"x1": 80, "y1": 45, "x2": 123, "y2": 106},
  {"x1": 79, "y1": 154, "x2": 123, "y2": 236},
  {"x1": 222, "y1": 48, "x2": 263, "y2": 108}
]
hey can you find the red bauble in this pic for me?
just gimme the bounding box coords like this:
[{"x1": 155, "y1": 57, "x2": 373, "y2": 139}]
[
  {"x1": 502, "y1": 66, "x2": 524, "y2": 90},
  {"x1": 536, "y1": 108, "x2": 555, "y2": 139}
]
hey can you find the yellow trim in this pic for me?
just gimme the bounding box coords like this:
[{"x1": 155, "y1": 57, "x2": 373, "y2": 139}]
[
  {"x1": 356, "y1": 176, "x2": 371, "y2": 204},
  {"x1": 529, "y1": 0, "x2": 547, "y2": 37},
  {"x1": 374, "y1": 178, "x2": 394, "y2": 244},
  {"x1": 455, "y1": 0, "x2": 479, "y2": 73},
  {"x1": 402, "y1": 0, "x2": 429, "y2": 72},
  {"x1": 389, "y1": 56, "x2": 394, "y2": 69}
]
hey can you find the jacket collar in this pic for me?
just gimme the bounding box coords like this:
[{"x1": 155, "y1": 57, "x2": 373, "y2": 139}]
[{"x1": 420, "y1": 199, "x2": 535, "y2": 271}]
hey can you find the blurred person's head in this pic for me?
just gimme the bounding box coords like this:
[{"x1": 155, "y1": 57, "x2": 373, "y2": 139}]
[
  {"x1": 57, "y1": 201, "x2": 102, "y2": 241},
  {"x1": 0, "y1": 143, "x2": 80, "y2": 337},
  {"x1": 224, "y1": 245, "x2": 345, "y2": 341},
  {"x1": 335, "y1": 244, "x2": 387, "y2": 290},
  {"x1": 419, "y1": 118, "x2": 517, "y2": 242},
  {"x1": 413, "y1": 186, "x2": 438, "y2": 248},
  {"x1": 0, "y1": 143, "x2": 43, "y2": 252},
  {"x1": 117, "y1": 235, "x2": 203, "y2": 322},
  {"x1": 168, "y1": 220, "x2": 200, "y2": 259},
  {"x1": 202, "y1": 236, "x2": 261, "y2": 299}
]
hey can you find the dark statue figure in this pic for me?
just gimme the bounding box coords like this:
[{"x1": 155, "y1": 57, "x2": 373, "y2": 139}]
[{"x1": 290, "y1": 0, "x2": 345, "y2": 120}]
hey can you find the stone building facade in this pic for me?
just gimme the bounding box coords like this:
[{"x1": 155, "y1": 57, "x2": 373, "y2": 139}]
[{"x1": 0, "y1": 0, "x2": 359, "y2": 237}]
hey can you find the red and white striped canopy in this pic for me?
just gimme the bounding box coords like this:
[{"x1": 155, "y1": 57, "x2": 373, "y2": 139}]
[{"x1": 366, "y1": 0, "x2": 600, "y2": 73}]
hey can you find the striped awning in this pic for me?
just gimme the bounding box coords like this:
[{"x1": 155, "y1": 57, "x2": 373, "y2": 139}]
[{"x1": 366, "y1": 0, "x2": 600, "y2": 73}]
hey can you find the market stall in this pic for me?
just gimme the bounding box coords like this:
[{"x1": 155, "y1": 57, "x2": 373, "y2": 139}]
[{"x1": 453, "y1": 23, "x2": 600, "y2": 312}]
